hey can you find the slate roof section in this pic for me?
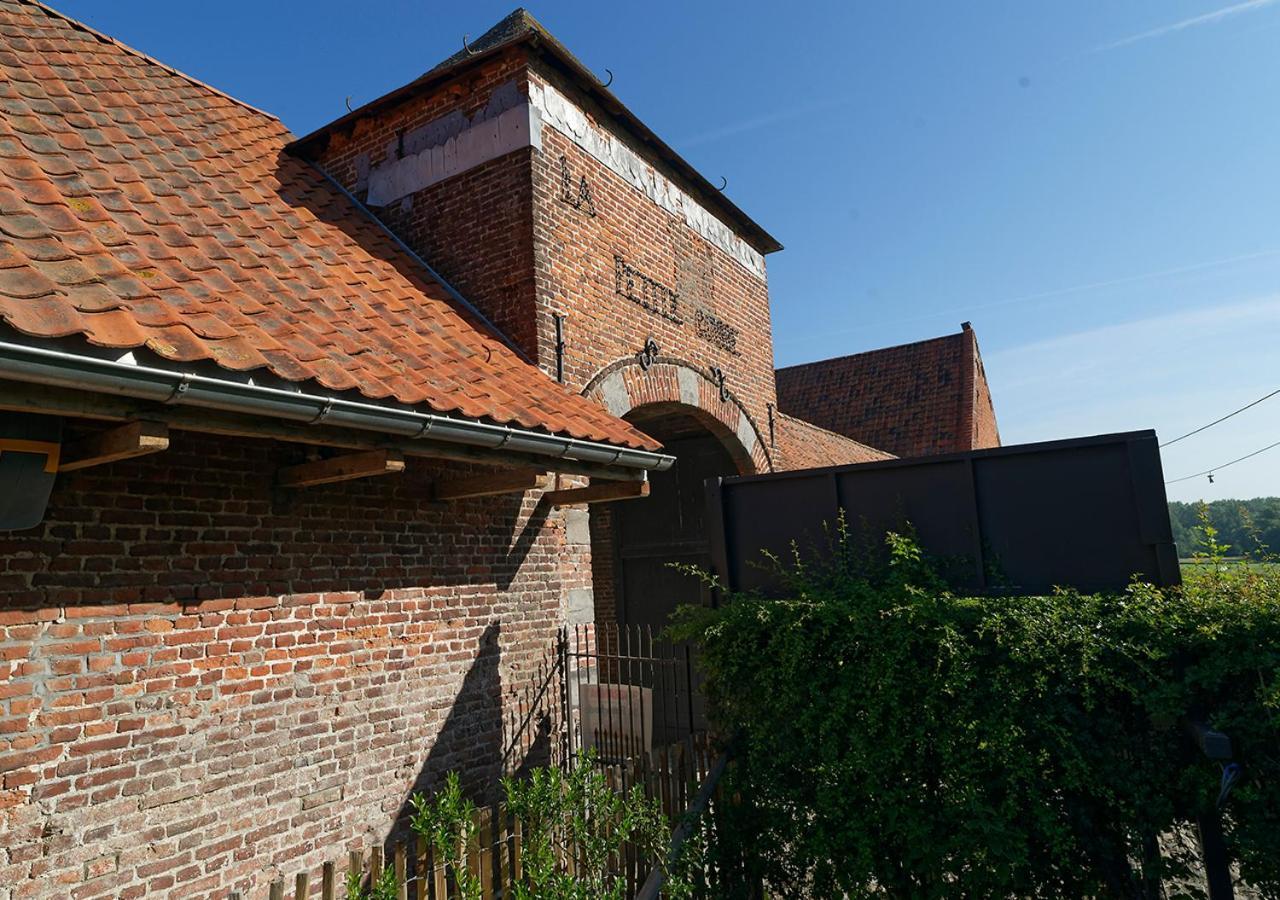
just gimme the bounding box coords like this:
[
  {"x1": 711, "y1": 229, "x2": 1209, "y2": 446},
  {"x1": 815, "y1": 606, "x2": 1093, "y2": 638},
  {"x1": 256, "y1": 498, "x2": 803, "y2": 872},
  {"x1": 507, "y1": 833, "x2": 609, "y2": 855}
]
[
  {"x1": 0, "y1": 0, "x2": 659, "y2": 452},
  {"x1": 774, "y1": 410, "x2": 893, "y2": 470},
  {"x1": 775, "y1": 325, "x2": 1000, "y2": 460}
]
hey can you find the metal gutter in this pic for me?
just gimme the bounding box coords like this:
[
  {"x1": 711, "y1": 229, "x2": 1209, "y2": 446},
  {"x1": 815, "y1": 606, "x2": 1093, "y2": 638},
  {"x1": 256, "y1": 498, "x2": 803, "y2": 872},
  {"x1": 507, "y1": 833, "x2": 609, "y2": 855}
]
[{"x1": 0, "y1": 342, "x2": 675, "y2": 473}]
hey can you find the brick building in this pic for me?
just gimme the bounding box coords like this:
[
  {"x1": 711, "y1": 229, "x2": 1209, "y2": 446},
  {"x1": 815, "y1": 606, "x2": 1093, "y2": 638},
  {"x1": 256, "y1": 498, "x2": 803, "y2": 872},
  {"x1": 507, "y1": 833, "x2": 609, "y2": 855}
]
[
  {"x1": 776, "y1": 323, "x2": 1000, "y2": 459},
  {"x1": 0, "y1": 4, "x2": 991, "y2": 897}
]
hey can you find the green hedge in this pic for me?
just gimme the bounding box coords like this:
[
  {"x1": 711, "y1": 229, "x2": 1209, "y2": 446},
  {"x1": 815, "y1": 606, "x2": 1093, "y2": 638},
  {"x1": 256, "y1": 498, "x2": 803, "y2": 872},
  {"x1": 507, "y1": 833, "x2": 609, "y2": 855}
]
[{"x1": 670, "y1": 517, "x2": 1280, "y2": 898}]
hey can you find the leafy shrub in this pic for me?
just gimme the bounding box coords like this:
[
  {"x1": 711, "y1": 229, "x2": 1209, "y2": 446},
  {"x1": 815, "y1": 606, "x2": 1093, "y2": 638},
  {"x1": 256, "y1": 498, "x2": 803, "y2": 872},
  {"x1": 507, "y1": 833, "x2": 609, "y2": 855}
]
[
  {"x1": 405, "y1": 755, "x2": 673, "y2": 900},
  {"x1": 670, "y1": 513, "x2": 1280, "y2": 899},
  {"x1": 345, "y1": 856, "x2": 398, "y2": 900},
  {"x1": 502, "y1": 753, "x2": 668, "y2": 900},
  {"x1": 409, "y1": 771, "x2": 483, "y2": 900}
]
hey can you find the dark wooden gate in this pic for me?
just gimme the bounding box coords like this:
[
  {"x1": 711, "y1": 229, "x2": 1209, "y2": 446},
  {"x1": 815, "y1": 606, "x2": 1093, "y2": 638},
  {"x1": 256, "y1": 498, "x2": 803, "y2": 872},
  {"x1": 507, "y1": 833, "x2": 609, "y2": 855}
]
[
  {"x1": 614, "y1": 430, "x2": 736, "y2": 631},
  {"x1": 605, "y1": 414, "x2": 740, "y2": 739}
]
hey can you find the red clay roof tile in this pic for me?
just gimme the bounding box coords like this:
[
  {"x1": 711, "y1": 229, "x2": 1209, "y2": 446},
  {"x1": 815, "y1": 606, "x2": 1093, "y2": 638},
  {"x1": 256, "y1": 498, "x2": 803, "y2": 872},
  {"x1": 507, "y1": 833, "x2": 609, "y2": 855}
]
[{"x1": 0, "y1": 0, "x2": 658, "y2": 452}]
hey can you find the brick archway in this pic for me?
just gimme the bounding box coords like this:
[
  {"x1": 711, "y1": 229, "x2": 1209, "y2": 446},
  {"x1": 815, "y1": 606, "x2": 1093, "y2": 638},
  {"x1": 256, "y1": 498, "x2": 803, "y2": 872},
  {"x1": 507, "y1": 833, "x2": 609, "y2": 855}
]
[{"x1": 582, "y1": 358, "x2": 772, "y2": 474}]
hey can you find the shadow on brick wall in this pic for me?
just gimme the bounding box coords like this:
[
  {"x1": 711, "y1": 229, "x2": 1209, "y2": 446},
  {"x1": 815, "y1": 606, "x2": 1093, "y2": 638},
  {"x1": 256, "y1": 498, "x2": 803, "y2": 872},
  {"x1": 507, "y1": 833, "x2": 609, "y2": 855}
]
[
  {"x1": 385, "y1": 621, "x2": 504, "y2": 845},
  {"x1": 0, "y1": 432, "x2": 560, "y2": 610}
]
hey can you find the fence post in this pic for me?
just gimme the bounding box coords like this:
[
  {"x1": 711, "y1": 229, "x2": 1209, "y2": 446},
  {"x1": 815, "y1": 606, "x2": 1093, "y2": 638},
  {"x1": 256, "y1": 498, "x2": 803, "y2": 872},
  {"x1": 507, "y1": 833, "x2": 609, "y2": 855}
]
[
  {"x1": 294, "y1": 872, "x2": 309, "y2": 900},
  {"x1": 394, "y1": 841, "x2": 407, "y2": 900},
  {"x1": 433, "y1": 841, "x2": 448, "y2": 900},
  {"x1": 349, "y1": 850, "x2": 362, "y2": 892},
  {"x1": 322, "y1": 861, "x2": 335, "y2": 900},
  {"x1": 415, "y1": 835, "x2": 428, "y2": 900}
]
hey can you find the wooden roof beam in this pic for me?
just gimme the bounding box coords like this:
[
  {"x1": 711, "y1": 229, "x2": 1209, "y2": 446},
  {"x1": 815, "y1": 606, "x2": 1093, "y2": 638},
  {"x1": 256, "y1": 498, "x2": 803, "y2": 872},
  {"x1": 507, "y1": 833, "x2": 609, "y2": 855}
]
[
  {"x1": 60, "y1": 420, "x2": 169, "y2": 472},
  {"x1": 277, "y1": 450, "x2": 405, "y2": 488},
  {"x1": 433, "y1": 469, "x2": 549, "y2": 501},
  {"x1": 544, "y1": 477, "x2": 650, "y2": 506}
]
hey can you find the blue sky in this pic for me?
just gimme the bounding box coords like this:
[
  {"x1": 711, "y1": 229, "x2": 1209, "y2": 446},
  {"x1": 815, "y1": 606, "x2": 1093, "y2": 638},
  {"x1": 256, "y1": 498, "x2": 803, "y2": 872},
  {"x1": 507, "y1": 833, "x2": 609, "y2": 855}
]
[{"x1": 50, "y1": 0, "x2": 1280, "y2": 501}]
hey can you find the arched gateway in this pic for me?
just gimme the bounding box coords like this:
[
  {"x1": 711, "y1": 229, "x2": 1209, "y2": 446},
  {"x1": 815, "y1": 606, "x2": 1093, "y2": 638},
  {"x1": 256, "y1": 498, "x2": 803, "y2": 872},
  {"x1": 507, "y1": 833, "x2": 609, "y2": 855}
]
[{"x1": 583, "y1": 359, "x2": 771, "y2": 631}]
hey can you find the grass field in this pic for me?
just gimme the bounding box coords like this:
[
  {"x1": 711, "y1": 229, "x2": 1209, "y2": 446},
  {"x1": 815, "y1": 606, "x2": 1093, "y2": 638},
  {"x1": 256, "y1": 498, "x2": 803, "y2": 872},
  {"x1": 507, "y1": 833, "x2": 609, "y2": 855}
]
[{"x1": 1180, "y1": 557, "x2": 1280, "y2": 577}]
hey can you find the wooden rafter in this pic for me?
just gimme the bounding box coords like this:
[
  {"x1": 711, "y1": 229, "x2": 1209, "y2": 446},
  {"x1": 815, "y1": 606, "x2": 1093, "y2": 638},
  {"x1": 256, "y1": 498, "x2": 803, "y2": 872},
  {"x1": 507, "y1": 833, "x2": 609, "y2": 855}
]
[
  {"x1": 544, "y1": 478, "x2": 650, "y2": 506},
  {"x1": 277, "y1": 449, "x2": 405, "y2": 488},
  {"x1": 60, "y1": 420, "x2": 169, "y2": 472},
  {"x1": 433, "y1": 469, "x2": 550, "y2": 501}
]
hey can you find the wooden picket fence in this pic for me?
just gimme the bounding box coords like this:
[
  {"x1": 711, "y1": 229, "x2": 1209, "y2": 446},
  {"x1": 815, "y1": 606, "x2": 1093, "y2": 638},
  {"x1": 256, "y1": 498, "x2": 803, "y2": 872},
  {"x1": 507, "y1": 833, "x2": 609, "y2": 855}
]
[{"x1": 243, "y1": 735, "x2": 720, "y2": 900}]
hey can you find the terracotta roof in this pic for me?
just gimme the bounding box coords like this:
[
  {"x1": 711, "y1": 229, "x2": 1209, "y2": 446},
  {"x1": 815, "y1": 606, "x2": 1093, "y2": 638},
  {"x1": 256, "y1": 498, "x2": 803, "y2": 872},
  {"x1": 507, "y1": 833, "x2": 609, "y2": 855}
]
[
  {"x1": 774, "y1": 411, "x2": 893, "y2": 470},
  {"x1": 775, "y1": 325, "x2": 1000, "y2": 459},
  {"x1": 0, "y1": 0, "x2": 659, "y2": 452}
]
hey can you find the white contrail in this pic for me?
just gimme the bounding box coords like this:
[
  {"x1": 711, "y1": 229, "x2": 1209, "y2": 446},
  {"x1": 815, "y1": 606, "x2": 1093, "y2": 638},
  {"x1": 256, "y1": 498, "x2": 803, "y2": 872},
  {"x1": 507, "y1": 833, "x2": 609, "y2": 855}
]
[
  {"x1": 1094, "y1": 0, "x2": 1279, "y2": 51},
  {"x1": 679, "y1": 97, "x2": 851, "y2": 149}
]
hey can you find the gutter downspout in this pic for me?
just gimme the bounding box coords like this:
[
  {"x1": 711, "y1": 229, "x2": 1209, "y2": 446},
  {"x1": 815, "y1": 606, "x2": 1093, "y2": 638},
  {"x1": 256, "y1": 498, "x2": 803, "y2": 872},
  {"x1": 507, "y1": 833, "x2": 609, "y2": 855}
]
[{"x1": 0, "y1": 342, "x2": 675, "y2": 473}]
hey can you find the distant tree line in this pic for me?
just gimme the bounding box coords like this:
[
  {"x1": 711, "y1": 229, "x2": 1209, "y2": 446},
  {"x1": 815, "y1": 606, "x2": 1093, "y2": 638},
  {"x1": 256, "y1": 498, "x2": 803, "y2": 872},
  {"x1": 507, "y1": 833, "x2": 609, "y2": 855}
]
[{"x1": 1169, "y1": 497, "x2": 1280, "y2": 558}]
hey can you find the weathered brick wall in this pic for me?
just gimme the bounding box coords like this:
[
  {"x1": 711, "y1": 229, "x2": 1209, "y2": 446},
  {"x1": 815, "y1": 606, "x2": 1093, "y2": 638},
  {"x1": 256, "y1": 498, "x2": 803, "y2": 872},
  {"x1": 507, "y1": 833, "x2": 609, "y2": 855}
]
[
  {"x1": 969, "y1": 338, "x2": 1001, "y2": 451},
  {"x1": 0, "y1": 431, "x2": 581, "y2": 899},
  {"x1": 311, "y1": 48, "x2": 780, "y2": 472},
  {"x1": 526, "y1": 65, "x2": 778, "y2": 466}
]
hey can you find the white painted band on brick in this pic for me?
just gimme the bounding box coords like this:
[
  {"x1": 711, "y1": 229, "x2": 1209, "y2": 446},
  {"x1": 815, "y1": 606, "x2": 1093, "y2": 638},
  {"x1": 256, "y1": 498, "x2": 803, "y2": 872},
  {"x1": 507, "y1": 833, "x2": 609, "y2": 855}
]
[
  {"x1": 366, "y1": 103, "x2": 542, "y2": 207},
  {"x1": 566, "y1": 587, "x2": 595, "y2": 625},
  {"x1": 529, "y1": 81, "x2": 767, "y2": 282},
  {"x1": 677, "y1": 367, "x2": 700, "y2": 407},
  {"x1": 598, "y1": 371, "x2": 630, "y2": 417},
  {"x1": 736, "y1": 412, "x2": 758, "y2": 457},
  {"x1": 364, "y1": 77, "x2": 767, "y2": 282}
]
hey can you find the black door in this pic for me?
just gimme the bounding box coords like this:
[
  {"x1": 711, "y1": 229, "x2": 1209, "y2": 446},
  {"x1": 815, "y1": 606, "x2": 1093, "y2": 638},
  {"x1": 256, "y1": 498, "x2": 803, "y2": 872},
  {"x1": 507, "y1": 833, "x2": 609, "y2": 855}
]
[
  {"x1": 615, "y1": 429, "x2": 737, "y2": 631},
  {"x1": 609, "y1": 415, "x2": 739, "y2": 741}
]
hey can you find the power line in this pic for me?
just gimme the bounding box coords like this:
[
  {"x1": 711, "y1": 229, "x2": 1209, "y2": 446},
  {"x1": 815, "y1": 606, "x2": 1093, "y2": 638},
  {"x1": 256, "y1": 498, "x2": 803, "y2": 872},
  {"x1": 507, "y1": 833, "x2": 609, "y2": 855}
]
[
  {"x1": 1160, "y1": 387, "x2": 1280, "y2": 447},
  {"x1": 1165, "y1": 438, "x2": 1280, "y2": 485}
]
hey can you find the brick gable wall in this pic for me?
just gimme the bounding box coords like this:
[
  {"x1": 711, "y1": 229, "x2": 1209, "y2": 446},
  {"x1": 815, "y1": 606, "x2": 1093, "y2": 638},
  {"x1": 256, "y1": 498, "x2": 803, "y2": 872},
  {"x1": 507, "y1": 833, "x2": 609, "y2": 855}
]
[{"x1": 775, "y1": 327, "x2": 1000, "y2": 459}]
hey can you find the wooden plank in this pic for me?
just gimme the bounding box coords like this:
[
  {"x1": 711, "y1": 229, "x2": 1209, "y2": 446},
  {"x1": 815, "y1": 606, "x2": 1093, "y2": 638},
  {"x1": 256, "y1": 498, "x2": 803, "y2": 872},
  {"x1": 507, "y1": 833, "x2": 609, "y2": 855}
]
[
  {"x1": 394, "y1": 842, "x2": 407, "y2": 900},
  {"x1": 277, "y1": 450, "x2": 405, "y2": 488},
  {"x1": 479, "y1": 807, "x2": 493, "y2": 897},
  {"x1": 322, "y1": 861, "x2": 335, "y2": 900},
  {"x1": 59, "y1": 420, "x2": 168, "y2": 472},
  {"x1": 269, "y1": 879, "x2": 285, "y2": 900},
  {"x1": 415, "y1": 835, "x2": 428, "y2": 900},
  {"x1": 432, "y1": 842, "x2": 447, "y2": 900},
  {"x1": 467, "y1": 809, "x2": 482, "y2": 892},
  {"x1": 494, "y1": 803, "x2": 504, "y2": 891},
  {"x1": 0, "y1": 380, "x2": 654, "y2": 482},
  {"x1": 294, "y1": 872, "x2": 309, "y2": 900},
  {"x1": 432, "y1": 469, "x2": 549, "y2": 501},
  {"x1": 512, "y1": 815, "x2": 523, "y2": 884},
  {"x1": 349, "y1": 850, "x2": 363, "y2": 892},
  {"x1": 544, "y1": 478, "x2": 650, "y2": 506}
]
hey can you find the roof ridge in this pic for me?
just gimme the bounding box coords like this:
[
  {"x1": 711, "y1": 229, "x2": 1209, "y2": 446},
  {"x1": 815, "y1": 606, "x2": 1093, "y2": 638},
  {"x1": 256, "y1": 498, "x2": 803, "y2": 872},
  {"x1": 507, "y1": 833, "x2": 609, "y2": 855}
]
[
  {"x1": 19, "y1": 0, "x2": 284, "y2": 124},
  {"x1": 777, "y1": 328, "x2": 968, "y2": 373}
]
